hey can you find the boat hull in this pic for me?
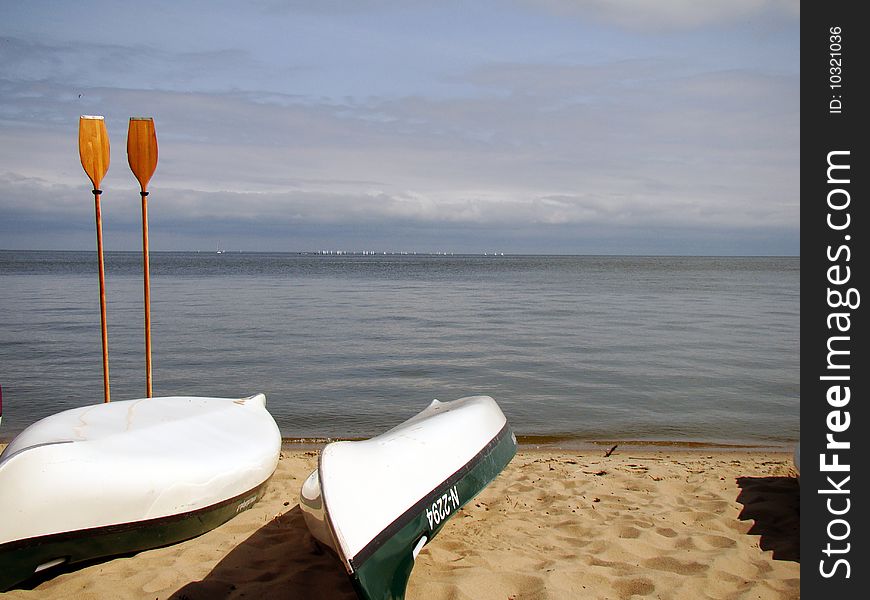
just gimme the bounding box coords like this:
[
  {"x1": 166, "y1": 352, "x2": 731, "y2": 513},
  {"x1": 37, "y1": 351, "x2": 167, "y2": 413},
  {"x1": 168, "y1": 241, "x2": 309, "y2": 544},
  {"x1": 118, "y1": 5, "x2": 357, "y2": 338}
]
[
  {"x1": 300, "y1": 395, "x2": 516, "y2": 600},
  {"x1": 0, "y1": 478, "x2": 268, "y2": 591},
  {"x1": 0, "y1": 394, "x2": 280, "y2": 590}
]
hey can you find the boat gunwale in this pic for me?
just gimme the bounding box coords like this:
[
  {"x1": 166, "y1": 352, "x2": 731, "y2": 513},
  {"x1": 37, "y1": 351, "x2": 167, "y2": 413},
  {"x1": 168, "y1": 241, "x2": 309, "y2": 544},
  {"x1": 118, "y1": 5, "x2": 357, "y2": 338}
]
[{"x1": 0, "y1": 440, "x2": 75, "y2": 467}]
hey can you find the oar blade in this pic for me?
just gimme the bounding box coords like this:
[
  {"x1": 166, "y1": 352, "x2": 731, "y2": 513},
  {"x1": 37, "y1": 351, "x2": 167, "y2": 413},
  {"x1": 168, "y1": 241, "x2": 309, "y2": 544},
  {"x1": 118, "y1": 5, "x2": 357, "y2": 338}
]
[
  {"x1": 127, "y1": 117, "x2": 158, "y2": 191},
  {"x1": 79, "y1": 116, "x2": 110, "y2": 190}
]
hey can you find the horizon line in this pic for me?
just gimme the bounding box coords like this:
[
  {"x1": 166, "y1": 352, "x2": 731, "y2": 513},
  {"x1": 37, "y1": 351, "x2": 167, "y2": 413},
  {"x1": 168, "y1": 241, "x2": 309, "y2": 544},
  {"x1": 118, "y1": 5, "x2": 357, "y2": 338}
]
[{"x1": 0, "y1": 248, "x2": 801, "y2": 258}]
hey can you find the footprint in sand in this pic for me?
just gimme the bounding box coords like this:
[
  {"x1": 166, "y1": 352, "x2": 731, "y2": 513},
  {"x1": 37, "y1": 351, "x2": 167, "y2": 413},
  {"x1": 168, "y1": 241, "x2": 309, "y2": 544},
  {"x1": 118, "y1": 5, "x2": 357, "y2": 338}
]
[
  {"x1": 655, "y1": 527, "x2": 678, "y2": 538},
  {"x1": 673, "y1": 536, "x2": 698, "y2": 551},
  {"x1": 642, "y1": 555, "x2": 707, "y2": 575},
  {"x1": 613, "y1": 577, "x2": 656, "y2": 598},
  {"x1": 617, "y1": 525, "x2": 641, "y2": 539},
  {"x1": 700, "y1": 533, "x2": 737, "y2": 549}
]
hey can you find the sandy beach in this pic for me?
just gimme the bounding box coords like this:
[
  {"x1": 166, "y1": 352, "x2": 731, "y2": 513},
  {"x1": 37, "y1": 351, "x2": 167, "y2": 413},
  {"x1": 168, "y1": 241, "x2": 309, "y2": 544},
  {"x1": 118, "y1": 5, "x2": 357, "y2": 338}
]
[{"x1": 2, "y1": 446, "x2": 799, "y2": 599}]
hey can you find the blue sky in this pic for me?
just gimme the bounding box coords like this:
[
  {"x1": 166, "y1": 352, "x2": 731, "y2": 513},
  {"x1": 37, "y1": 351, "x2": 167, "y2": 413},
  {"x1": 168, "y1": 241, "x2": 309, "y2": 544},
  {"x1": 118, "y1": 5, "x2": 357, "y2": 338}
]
[{"x1": 0, "y1": 1, "x2": 799, "y2": 254}]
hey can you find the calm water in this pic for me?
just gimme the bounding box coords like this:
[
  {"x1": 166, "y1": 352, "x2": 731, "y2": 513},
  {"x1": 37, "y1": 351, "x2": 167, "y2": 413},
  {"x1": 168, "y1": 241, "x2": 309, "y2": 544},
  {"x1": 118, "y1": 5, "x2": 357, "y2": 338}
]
[{"x1": 0, "y1": 251, "x2": 799, "y2": 445}]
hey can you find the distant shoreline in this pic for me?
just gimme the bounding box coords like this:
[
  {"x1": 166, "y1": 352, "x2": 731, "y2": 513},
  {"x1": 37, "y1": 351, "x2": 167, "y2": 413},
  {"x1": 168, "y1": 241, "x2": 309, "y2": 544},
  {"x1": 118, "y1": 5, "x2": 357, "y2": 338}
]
[{"x1": 0, "y1": 248, "x2": 801, "y2": 259}]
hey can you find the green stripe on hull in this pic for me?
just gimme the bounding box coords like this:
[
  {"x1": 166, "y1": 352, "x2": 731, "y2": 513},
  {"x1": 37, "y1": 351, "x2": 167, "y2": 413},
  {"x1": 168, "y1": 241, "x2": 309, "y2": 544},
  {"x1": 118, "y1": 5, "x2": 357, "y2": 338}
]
[
  {"x1": 350, "y1": 426, "x2": 516, "y2": 600},
  {"x1": 0, "y1": 480, "x2": 269, "y2": 592}
]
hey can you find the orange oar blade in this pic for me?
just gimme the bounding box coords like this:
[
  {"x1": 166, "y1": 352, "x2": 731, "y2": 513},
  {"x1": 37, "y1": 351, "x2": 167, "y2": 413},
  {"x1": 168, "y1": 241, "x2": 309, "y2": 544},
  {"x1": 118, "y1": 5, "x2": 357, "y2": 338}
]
[
  {"x1": 127, "y1": 117, "x2": 158, "y2": 191},
  {"x1": 79, "y1": 116, "x2": 110, "y2": 190}
]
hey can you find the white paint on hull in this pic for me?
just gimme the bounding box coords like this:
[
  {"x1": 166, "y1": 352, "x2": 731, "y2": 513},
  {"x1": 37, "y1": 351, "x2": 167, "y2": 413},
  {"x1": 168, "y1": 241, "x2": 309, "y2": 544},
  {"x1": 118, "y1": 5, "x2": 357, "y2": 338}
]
[
  {"x1": 0, "y1": 394, "x2": 281, "y2": 545},
  {"x1": 302, "y1": 395, "x2": 508, "y2": 567}
]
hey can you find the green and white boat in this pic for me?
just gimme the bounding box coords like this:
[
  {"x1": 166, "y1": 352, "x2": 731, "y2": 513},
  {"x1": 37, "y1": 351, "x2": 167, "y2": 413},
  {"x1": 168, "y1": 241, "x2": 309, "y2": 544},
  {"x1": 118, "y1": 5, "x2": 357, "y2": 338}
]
[
  {"x1": 300, "y1": 395, "x2": 516, "y2": 600},
  {"x1": 0, "y1": 394, "x2": 281, "y2": 591}
]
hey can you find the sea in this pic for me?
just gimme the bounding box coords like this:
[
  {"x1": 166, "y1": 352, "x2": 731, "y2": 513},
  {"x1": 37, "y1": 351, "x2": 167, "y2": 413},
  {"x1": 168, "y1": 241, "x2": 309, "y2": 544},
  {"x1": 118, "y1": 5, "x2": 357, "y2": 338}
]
[{"x1": 0, "y1": 251, "x2": 799, "y2": 447}]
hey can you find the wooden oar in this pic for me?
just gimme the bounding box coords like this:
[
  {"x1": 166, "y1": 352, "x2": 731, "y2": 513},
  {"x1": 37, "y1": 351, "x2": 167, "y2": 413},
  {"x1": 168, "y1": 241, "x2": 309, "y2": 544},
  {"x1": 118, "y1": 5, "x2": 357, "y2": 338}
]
[
  {"x1": 78, "y1": 115, "x2": 111, "y2": 403},
  {"x1": 127, "y1": 117, "x2": 158, "y2": 398}
]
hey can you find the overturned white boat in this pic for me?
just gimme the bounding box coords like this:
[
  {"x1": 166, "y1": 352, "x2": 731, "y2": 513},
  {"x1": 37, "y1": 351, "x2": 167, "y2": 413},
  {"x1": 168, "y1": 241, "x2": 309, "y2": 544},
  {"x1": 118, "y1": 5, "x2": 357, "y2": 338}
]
[
  {"x1": 300, "y1": 395, "x2": 516, "y2": 600},
  {"x1": 0, "y1": 394, "x2": 281, "y2": 591}
]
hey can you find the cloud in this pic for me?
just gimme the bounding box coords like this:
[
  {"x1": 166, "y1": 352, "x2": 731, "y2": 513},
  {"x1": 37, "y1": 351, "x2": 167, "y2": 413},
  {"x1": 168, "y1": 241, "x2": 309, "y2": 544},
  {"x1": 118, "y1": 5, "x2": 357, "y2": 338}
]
[
  {"x1": 0, "y1": 36, "x2": 274, "y2": 98},
  {"x1": 248, "y1": 0, "x2": 800, "y2": 29},
  {"x1": 0, "y1": 54, "x2": 798, "y2": 247},
  {"x1": 0, "y1": 2, "x2": 798, "y2": 254},
  {"x1": 519, "y1": 0, "x2": 800, "y2": 30}
]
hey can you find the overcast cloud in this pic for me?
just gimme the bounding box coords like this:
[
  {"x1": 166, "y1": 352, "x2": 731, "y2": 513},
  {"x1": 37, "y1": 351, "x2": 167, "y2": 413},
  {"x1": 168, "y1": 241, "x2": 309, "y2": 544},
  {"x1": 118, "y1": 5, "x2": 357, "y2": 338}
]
[{"x1": 0, "y1": 1, "x2": 799, "y2": 254}]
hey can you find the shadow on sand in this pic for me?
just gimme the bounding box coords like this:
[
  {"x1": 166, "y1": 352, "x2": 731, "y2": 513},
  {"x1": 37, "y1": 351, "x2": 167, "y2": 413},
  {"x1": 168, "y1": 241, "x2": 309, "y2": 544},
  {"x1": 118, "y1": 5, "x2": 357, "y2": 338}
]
[
  {"x1": 169, "y1": 506, "x2": 357, "y2": 600},
  {"x1": 736, "y1": 476, "x2": 799, "y2": 562}
]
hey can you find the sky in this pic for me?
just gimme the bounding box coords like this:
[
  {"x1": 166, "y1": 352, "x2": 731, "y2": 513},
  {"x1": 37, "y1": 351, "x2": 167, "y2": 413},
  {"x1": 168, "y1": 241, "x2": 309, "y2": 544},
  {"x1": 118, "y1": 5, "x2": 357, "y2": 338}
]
[{"x1": 0, "y1": 0, "x2": 800, "y2": 255}]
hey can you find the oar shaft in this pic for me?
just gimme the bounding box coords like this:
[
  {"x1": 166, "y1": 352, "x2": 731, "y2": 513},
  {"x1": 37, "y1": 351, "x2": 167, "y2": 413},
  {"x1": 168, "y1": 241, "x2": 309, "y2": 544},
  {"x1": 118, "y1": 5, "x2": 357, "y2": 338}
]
[
  {"x1": 142, "y1": 192, "x2": 152, "y2": 397},
  {"x1": 94, "y1": 191, "x2": 111, "y2": 403}
]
